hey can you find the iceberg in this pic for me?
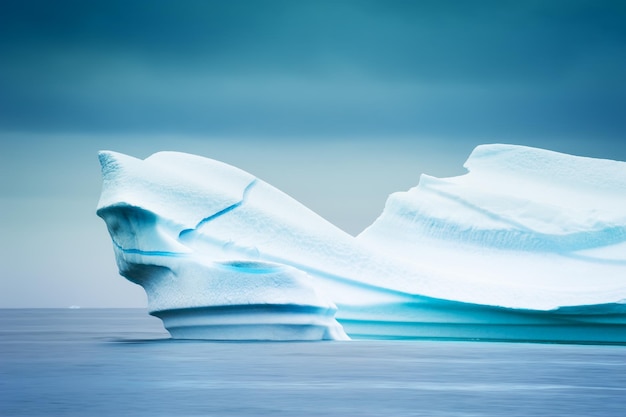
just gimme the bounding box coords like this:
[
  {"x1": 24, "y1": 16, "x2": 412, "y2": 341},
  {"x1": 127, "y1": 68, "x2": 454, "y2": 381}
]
[{"x1": 97, "y1": 144, "x2": 626, "y2": 343}]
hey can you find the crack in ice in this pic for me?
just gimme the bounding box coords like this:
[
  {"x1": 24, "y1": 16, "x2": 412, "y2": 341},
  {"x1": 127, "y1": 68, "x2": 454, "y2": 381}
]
[
  {"x1": 111, "y1": 238, "x2": 188, "y2": 257},
  {"x1": 179, "y1": 178, "x2": 258, "y2": 238}
]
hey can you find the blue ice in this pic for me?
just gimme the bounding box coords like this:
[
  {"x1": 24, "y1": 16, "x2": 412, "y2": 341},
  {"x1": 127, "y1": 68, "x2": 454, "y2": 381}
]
[{"x1": 96, "y1": 145, "x2": 626, "y2": 342}]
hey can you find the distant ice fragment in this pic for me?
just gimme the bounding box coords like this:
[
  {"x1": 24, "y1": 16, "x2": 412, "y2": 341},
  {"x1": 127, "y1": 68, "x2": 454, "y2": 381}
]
[{"x1": 97, "y1": 145, "x2": 626, "y2": 343}]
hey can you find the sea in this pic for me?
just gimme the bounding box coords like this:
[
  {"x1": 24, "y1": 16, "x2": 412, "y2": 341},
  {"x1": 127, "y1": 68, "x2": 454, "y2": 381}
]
[{"x1": 1, "y1": 309, "x2": 625, "y2": 417}]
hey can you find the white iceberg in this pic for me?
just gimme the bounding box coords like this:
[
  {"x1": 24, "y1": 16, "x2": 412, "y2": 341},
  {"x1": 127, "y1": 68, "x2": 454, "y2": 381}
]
[{"x1": 97, "y1": 144, "x2": 626, "y2": 343}]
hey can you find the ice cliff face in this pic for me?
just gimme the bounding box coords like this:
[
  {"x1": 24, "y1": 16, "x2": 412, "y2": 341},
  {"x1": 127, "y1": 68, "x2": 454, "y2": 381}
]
[{"x1": 97, "y1": 145, "x2": 626, "y2": 343}]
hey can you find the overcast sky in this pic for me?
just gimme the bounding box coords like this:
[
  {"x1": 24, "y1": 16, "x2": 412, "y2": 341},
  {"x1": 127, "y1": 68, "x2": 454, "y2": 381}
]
[{"x1": 1, "y1": 0, "x2": 625, "y2": 307}]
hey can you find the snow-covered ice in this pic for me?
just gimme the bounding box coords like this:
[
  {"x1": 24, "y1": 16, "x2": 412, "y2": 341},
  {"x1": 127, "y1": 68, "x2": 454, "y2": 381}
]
[{"x1": 97, "y1": 144, "x2": 626, "y2": 342}]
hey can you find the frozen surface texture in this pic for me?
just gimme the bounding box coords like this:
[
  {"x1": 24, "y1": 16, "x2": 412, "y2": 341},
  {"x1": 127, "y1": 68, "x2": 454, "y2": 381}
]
[{"x1": 97, "y1": 145, "x2": 626, "y2": 343}]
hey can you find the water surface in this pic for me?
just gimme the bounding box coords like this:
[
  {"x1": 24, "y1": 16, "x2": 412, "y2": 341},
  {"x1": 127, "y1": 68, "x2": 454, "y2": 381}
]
[{"x1": 1, "y1": 309, "x2": 624, "y2": 416}]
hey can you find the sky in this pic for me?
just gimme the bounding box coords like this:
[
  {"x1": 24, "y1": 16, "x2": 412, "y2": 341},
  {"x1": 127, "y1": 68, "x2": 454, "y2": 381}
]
[{"x1": 1, "y1": 0, "x2": 625, "y2": 307}]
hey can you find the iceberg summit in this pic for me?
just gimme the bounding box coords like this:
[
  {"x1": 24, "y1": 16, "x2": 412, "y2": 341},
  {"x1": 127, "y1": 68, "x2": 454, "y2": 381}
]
[{"x1": 97, "y1": 144, "x2": 626, "y2": 343}]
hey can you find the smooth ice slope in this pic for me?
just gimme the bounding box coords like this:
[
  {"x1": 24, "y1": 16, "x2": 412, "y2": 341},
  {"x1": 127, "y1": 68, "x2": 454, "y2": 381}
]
[
  {"x1": 358, "y1": 144, "x2": 626, "y2": 304},
  {"x1": 361, "y1": 144, "x2": 626, "y2": 250},
  {"x1": 97, "y1": 145, "x2": 626, "y2": 343}
]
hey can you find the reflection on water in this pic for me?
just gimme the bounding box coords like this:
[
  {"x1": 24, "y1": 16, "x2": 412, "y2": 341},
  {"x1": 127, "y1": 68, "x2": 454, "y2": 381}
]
[{"x1": 1, "y1": 309, "x2": 625, "y2": 417}]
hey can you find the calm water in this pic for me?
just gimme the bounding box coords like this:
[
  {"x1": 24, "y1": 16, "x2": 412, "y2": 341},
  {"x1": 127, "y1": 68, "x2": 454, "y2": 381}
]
[{"x1": 1, "y1": 309, "x2": 625, "y2": 417}]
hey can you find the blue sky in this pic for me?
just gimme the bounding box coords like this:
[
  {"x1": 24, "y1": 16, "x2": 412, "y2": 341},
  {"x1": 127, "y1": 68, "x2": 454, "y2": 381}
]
[{"x1": 1, "y1": 0, "x2": 625, "y2": 307}]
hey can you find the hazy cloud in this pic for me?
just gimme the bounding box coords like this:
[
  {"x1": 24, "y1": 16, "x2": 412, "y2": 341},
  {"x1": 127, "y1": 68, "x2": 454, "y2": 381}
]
[{"x1": 1, "y1": 0, "x2": 625, "y2": 139}]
